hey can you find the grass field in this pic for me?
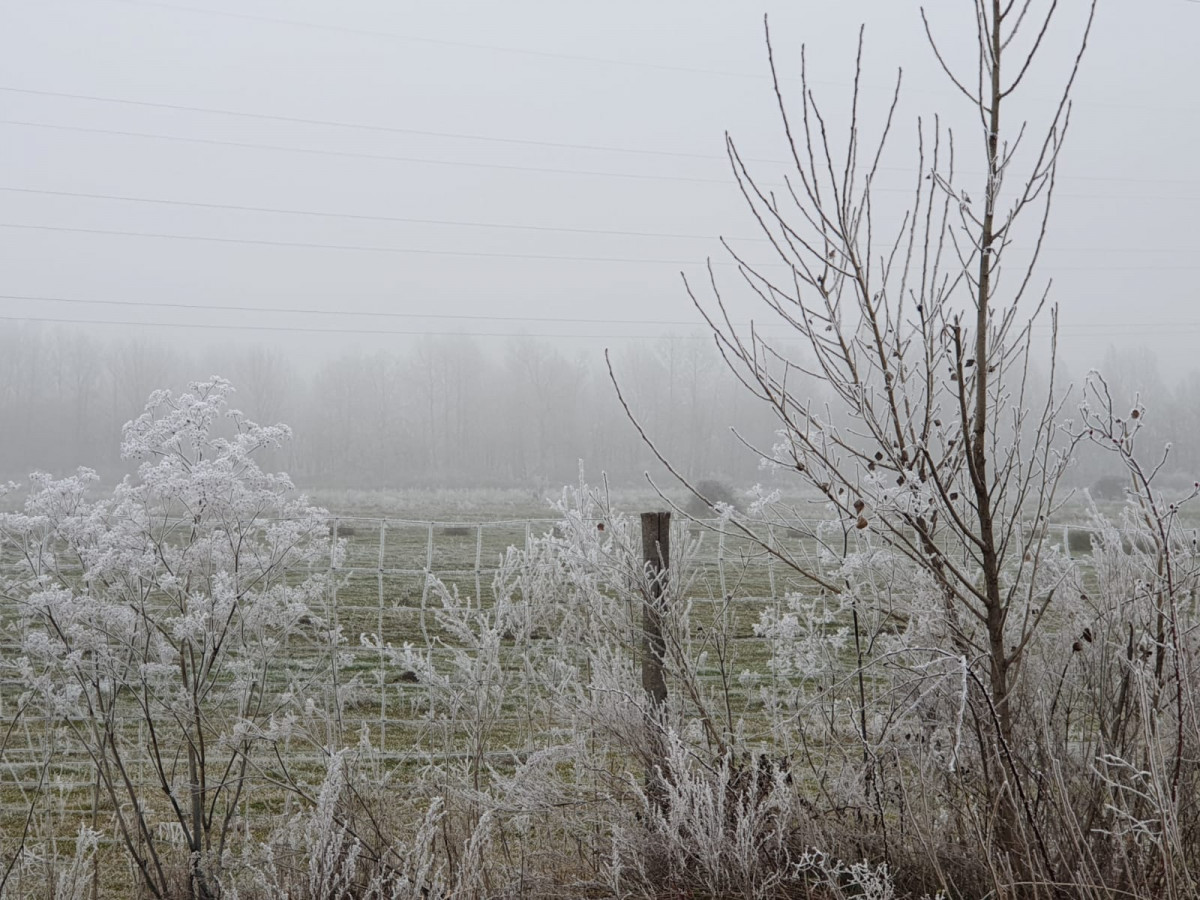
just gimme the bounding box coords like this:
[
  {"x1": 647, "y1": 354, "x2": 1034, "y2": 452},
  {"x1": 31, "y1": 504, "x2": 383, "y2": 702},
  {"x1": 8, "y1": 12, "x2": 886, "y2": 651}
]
[{"x1": 2, "y1": 485, "x2": 1192, "y2": 897}]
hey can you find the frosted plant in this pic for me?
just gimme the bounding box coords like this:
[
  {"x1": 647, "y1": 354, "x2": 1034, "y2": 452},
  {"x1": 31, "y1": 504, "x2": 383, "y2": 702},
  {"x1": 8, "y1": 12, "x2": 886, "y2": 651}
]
[
  {"x1": 223, "y1": 743, "x2": 445, "y2": 900},
  {"x1": 614, "y1": 731, "x2": 797, "y2": 899},
  {"x1": 52, "y1": 825, "x2": 99, "y2": 900},
  {"x1": 0, "y1": 378, "x2": 338, "y2": 900},
  {"x1": 793, "y1": 849, "x2": 915, "y2": 900},
  {"x1": 357, "y1": 475, "x2": 778, "y2": 895}
]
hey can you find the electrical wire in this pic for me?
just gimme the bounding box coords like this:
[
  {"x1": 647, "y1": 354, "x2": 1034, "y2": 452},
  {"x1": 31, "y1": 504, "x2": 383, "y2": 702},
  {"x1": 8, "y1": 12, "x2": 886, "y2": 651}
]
[
  {"x1": 0, "y1": 291, "x2": 724, "y2": 327},
  {"x1": 69, "y1": 0, "x2": 1200, "y2": 118},
  {"x1": 10, "y1": 119, "x2": 1197, "y2": 204},
  {"x1": 1, "y1": 293, "x2": 1195, "y2": 338},
  {"x1": 0, "y1": 186, "x2": 747, "y2": 242},
  {"x1": 4, "y1": 186, "x2": 1195, "y2": 254},
  {"x1": 101, "y1": 0, "x2": 769, "y2": 80},
  {"x1": 0, "y1": 120, "x2": 736, "y2": 187},
  {"x1": 6, "y1": 85, "x2": 1197, "y2": 188},
  {"x1": 3, "y1": 221, "x2": 1197, "y2": 271},
  {"x1": 0, "y1": 86, "x2": 730, "y2": 163},
  {"x1": 0, "y1": 312, "x2": 718, "y2": 340},
  {"x1": 0, "y1": 222, "x2": 726, "y2": 264}
]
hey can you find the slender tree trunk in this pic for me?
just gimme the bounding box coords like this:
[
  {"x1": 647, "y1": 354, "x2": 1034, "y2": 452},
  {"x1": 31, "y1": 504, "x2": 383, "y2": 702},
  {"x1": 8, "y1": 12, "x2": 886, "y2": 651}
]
[{"x1": 971, "y1": 0, "x2": 1021, "y2": 861}]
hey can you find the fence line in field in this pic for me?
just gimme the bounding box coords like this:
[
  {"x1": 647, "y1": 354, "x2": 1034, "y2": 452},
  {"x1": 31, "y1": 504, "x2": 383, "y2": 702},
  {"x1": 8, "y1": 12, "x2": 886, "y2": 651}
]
[
  {"x1": 0, "y1": 512, "x2": 834, "y2": 803},
  {"x1": 316, "y1": 514, "x2": 1104, "y2": 606},
  {"x1": 0, "y1": 513, "x2": 1152, "y2": 804},
  {"x1": 307, "y1": 513, "x2": 1115, "y2": 754}
]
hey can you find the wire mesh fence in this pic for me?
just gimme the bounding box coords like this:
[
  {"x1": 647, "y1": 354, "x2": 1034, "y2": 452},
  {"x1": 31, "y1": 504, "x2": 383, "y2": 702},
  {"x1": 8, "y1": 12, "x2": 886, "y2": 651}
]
[{"x1": 0, "y1": 511, "x2": 1096, "y2": 832}]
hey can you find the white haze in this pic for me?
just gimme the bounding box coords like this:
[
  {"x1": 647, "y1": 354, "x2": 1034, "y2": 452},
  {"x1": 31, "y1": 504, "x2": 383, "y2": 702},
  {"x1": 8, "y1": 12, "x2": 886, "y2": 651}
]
[{"x1": 1, "y1": 0, "x2": 1198, "y2": 488}]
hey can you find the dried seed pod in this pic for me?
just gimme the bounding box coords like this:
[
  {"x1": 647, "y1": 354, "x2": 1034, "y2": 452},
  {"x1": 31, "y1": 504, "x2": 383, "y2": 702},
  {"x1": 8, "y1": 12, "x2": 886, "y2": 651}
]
[
  {"x1": 853, "y1": 499, "x2": 865, "y2": 513},
  {"x1": 1072, "y1": 641, "x2": 1083, "y2": 653},
  {"x1": 1130, "y1": 409, "x2": 1140, "y2": 419},
  {"x1": 875, "y1": 451, "x2": 884, "y2": 461},
  {"x1": 856, "y1": 515, "x2": 869, "y2": 530},
  {"x1": 1082, "y1": 627, "x2": 1093, "y2": 643}
]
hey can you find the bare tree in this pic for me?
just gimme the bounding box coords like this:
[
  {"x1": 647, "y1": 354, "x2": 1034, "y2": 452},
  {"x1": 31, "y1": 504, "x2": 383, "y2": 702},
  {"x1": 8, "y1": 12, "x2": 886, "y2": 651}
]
[{"x1": 613, "y1": 0, "x2": 1100, "y2": 884}]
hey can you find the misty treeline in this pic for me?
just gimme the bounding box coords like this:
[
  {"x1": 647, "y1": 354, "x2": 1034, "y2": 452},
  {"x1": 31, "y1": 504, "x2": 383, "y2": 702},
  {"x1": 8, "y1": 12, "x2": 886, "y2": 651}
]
[
  {"x1": 0, "y1": 322, "x2": 778, "y2": 490},
  {"x1": 0, "y1": 320, "x2": 1188, "y2": 498}
]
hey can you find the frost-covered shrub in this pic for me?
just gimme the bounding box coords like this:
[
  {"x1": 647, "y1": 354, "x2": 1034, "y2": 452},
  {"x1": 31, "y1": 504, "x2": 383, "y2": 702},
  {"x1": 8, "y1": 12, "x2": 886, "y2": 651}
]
[
  {"x1": 1092, "y1": 474, "x2": 1128, "y2": 502},
  {"x1": 0, "y1": 378, "x2": 339, "y2": 900},
  {"x1": 609, "y1": 733, "x2": 801, "y2": 899},
  {"x1": 684, "y1": 479, "x2": 741, "y2": 519},
  {"x1": 223, "y1": 747, "x2": 445, "y2": 900}
]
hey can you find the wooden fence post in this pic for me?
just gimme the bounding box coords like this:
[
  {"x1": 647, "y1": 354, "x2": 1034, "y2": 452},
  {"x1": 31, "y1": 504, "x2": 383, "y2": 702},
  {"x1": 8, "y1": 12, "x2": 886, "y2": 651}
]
[
  {"x1": 640, "y1": 512, "x2": 670, "y2": 710},
  {"x1": 640, "y1": 511, "x2": 671, "y2": 825}
]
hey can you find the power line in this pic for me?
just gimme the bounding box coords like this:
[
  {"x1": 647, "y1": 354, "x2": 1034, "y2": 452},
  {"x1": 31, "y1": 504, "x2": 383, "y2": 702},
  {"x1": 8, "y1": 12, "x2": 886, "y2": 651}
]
[
  {"x1": 0, "y1": 120, "x2": 735, "y2": 187},
  {"x1": 0, "y1": 312, "x2": 717, "y2": 340},
  {"x1": 9, "y1": 120, "x2": 1198, "y2": 204},
  {"x1": 76, "y1": 0, "x2": 1200, "y2": 118},
  {"x1": 0, "y1": 86, "x2": 727, "y2": 163},
  {"x1": 3, "y1": 186, "x2": 1194, "y2": 254},
  {"x1": 1, "y1": 311, "x2": 1195, "y2": 341},
  {"x1": 0, "y1": 221, "x2": 732, "y2": 264},
  {"x1": 1, "y1": 292, "x2": 1196, "y2": 336},
  {"x1": 0, "y1": 186, "x2": 743, "y2": 242},
  {"x1": 99, "y1": 0, "x2": 768, "y2": 81},
  {"x1": 0, "y1": 292, "x2": 721, "y2": 327},
  {"x1": 5, "y1": 86, "x2": 1198, "y2": 189},
  {"x1": 4, "y1": 221, "x2": 1198, "y2": 272}
]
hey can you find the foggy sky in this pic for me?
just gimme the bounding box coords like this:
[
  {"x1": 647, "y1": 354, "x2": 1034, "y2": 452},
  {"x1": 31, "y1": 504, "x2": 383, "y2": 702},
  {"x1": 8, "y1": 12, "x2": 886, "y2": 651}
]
[{"x1": 2, "y1": 2, "x2": 1199, "y2": 400}]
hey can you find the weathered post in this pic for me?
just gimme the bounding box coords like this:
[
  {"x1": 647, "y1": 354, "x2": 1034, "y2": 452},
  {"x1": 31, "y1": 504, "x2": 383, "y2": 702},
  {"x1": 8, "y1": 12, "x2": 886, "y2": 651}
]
[
  {"x1": 640, "y1": 511, "x2": 670, "y2": 819},
  {"x1": 640, "y1": 511, "x2": 670, "y2": 709}
]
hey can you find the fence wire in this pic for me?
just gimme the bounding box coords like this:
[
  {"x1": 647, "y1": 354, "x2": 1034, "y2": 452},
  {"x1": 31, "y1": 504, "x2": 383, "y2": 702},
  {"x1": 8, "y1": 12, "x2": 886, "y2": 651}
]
[{"x1": 0, "y1": 514, "x2": 1092, "y2": 811}]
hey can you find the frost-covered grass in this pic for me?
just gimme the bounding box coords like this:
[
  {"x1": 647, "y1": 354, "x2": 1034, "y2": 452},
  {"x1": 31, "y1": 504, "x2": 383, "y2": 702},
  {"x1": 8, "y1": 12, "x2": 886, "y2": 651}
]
[
  {"x1": 0, "y1": 461, "x2": 801, "y2": 897},
  {"x1": 0, "y1": 457, "x2": 863, "y2": 897},
  {"x1": 1, "y1": 476, "x2": 1175, "y2": 900},
  {"x1": 4, "y1": 382, "x2": 1200, "y2": 899}
]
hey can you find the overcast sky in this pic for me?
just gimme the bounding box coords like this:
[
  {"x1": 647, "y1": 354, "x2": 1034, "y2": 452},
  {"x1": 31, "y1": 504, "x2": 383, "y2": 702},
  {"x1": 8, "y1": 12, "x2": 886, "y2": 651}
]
[{"x1": 2, "y1": 0, "x2": 1198, "y2": 378}]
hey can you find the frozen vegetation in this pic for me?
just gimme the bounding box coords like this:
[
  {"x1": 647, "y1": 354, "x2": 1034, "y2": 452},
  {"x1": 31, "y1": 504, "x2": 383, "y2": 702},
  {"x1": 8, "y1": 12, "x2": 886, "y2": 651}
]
[{"x1": 4, "y1": 3, "x2": 1199, "y2": 898}]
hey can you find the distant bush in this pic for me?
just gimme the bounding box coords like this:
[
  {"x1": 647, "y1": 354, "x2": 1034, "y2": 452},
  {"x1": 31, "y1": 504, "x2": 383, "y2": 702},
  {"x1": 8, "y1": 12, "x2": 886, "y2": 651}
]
[
  {"x1": 1068, "y1": 524, "x2": 1165, "y2": 556},
  {"x1": 1066, "y1": 526, "x2": 1095, "y2": 555},
  {"x1": 1091, "y1": 475, "x2": 1128, "y2": 501},
  {"x1": 684, "y1": 479, "x2": 740, "y2": 519}
]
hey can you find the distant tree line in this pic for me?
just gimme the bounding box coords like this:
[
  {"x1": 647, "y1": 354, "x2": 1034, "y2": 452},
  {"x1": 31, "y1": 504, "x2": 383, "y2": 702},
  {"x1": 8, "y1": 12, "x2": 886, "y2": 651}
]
[
  {"x1": 0, "y1": 322, "x2": 1190, "y2": 496},
  {"x1": 0, "y1": 323, "x2": 781, "y2": 490}
]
